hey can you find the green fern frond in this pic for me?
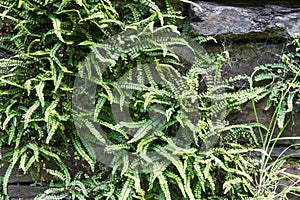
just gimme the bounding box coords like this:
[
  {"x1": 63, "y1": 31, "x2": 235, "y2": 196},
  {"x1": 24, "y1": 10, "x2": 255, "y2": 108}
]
[
  {"x1": 50, "y1": 15, "x2": 72, "y2": 44},
  {"x1": 2, "y1": 113, "x2": 16, "y2": 130},
  {"x1": 119, "y1": 178, "x2": 133, "y2": 200},
  {"x1": 24, "y1": 101, "x2": 40, "y2": 129},
  {"x1": 3, "y1": 148, "x2": 20, "y2": 195},
  {"x1": 164, "y1": 171, "x2": 187, "y2": 198},
  {"x1": 46, "y1": 119, "x2": 59, "y2": 144},
  {"x1": 81, "y1": 120, "x2": 106, "y2": 144},
  {"x1": 126, "y1": 119, "x2": 155, "y2": 144},
  {"x1": 277, "y1": 101, "x2": 287, "y2": 128},
  {"x1": 157, "y1": 172, "x2": 171, "y2": 200},
  {"x1": 70, "y1": 180, "x2": 88, "y2": 197},
  {"x1": 35, "y1": 81, "x2": 45, "y2": 107},
  {"x1": 72, "y1": 133, "x2": 95, "y2": 171},
  {"x1": 34, "y1": 188, "x2": 68, "y2": 200}
]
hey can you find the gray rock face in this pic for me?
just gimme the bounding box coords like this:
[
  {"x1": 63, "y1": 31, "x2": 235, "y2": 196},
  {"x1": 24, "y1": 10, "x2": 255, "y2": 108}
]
[
  {"x1": 199, "y1": 0, "x2": 300, "y2": 7},
  {"x1": 204, "y1": 41, "x2": 286, "y2": 78},
  {"x1": 190, "y1": 1, "x2": 300, "y2": 38}
]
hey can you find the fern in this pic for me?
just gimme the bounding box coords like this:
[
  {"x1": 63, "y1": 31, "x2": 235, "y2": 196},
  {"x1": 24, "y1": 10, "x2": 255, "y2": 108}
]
[
  {"x1": 50, "y1": 16, "x2": 70, "y2": 44},
  {"x1": 253, "y1": 39, "x2": 300, "y2": 128},
  {"x1": 35, "y1": 81, "x2": 45, "y2": 107},
  {"x1": 71, "y1": 133, "x2": 96, "y2": 171},
  {"x1": 119, "y1": 178, "x2": 134, "y2": 200},
  {"x1": 34, "y1": 189, "x2": 68, "y2": 200},
  {"x1": 24, "y1": 101, "x2": 40, "y2": 129},
  {"x1": 165, "y1": 171, "x2": 186, "y2": 198},
  {"x1": 2, "y1": 148, "x2": 21, "y2": 195},
  {"x1": 0, "y1": 0, "x2": 280, "y2": 199},
  {"x1": 158, "y1": 172, "x2": 172, "y2": 200}
]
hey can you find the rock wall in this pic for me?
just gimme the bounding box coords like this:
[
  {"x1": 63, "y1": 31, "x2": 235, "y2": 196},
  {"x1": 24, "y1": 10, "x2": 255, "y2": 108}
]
[
  {"x1": 189, "y1": 1, "x2": 300, "y2": 142},
  {"x1": 190, "y1": 1, "x2": 300, "y2": 38}
]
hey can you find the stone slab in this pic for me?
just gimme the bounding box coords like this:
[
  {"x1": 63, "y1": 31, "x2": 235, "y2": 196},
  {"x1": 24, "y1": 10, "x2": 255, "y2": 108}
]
[
  {"x1": 203, "y1": 41, "x2": 287, "y2": 80},
  {"x1": 190, "y1": 1, "x2": 300, "y2": 38},
  {"x1": 8, "y1": 185, "x2": 48, "y2": 199}
]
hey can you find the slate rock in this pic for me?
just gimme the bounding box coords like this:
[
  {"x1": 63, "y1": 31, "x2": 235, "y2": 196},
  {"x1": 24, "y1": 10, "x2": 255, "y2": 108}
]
[{"x1": 190, "y1": 1, "x2": 300, "y2": 38}]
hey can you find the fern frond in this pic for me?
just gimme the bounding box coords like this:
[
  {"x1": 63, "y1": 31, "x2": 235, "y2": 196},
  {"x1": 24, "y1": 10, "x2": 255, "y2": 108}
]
[
  {"x1": 0, "y1": 74, "x2": 23, "y2": 88},
  {"x1": 35, "y1": 81, "x2": 45, "y2": 107},
  {"x1": 46, "y1": 119, "x2": 59, "y2": 144},
  {"x1": 98, "y1": 119, "x2": 128, "y2": 139},
  {"x1": 34, "y1": 188, "x2": 68, "y2": 200},
  {"x1": 119, "y1": 178, "x2": 133, "y2": 200},
  {"x1": 50, "y1": 15, "x2": 72, "y2": 44},
  {"x1": 126, "y1": 119, "x2": 153, "y2": 144},
  {"x1": 70, "y1": 180, "x2": 88, "y2": 197},
  {"x1": 184, "y1": 173, "x2": 195, "y2": 200},
  {"x1": 24, "y1": 100, "x2": 40, "y2": 129},
  {"x1": 156, "y1": 147, "x2": 185, "y2": 180},
  {"x1": 277, "y1": 101, "x2": 287, "y2": 128},
  {"x1": 2, "y1": 113, "x2": 16, "y2": 130},
  {"x1": 164, "y1": 171, "x2": 187, "y2": 198},
  {"x1": 84, "y1": 119, "x2": 106, "y2": 143},
  {"x1": 3, "y1": 148, "x2": 19, "y2": 195},
  {"x1": 157, "y1": 173, "x2": 171, "y2": 200},
  {"x1": 72, "y1": 133, "x2": 95, "y2": 171}
]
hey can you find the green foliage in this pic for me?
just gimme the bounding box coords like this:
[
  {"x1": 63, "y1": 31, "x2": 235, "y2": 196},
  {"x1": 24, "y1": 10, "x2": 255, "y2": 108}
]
[
  {"x1": 252, "y1": 39, "x2": 300, "y2": 128},
  {"x1": 248, "y1": 38, "x2": 300, "y2": 199},
  {"x1": 73, "y1": 24, "x2": 228, "y2": 199},
  {"x1": 1, "y1": 0, "x2": 300, "y2": 199},
  {"x1": 0, "y1": 0, "x2": 186, "y2": 198},
  {"x1": 0, "y1": 0, "x2": 223, "y2": 199}
]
